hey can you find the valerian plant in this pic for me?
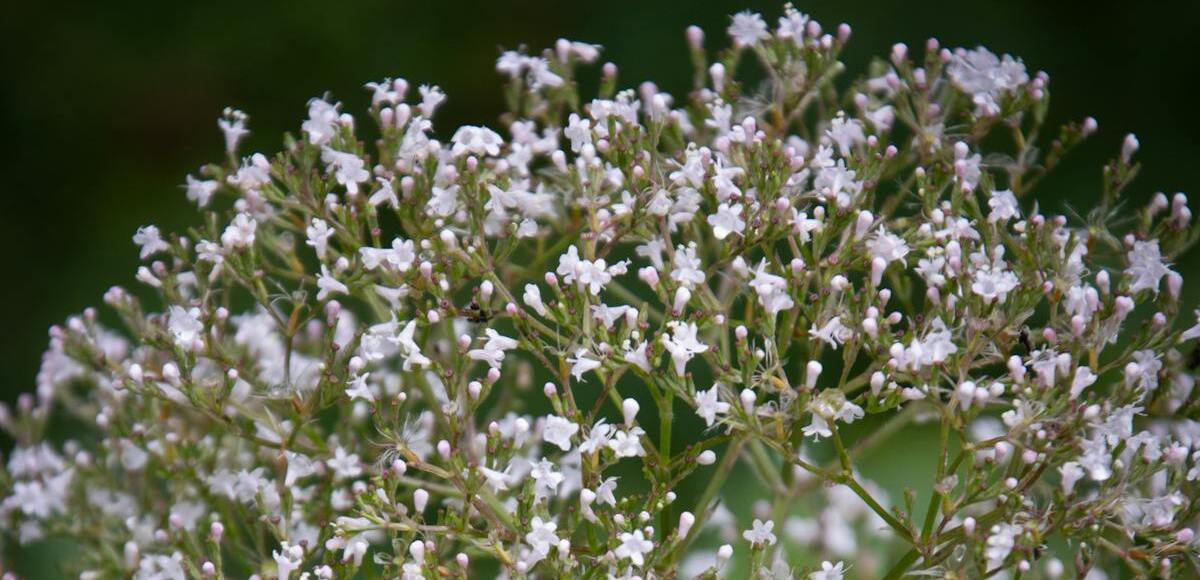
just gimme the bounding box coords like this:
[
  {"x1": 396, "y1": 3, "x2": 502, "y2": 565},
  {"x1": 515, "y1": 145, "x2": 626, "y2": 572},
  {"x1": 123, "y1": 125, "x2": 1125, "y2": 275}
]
[{"x1": 4, "y1": 4, "x2": 1200, "y2": 579}]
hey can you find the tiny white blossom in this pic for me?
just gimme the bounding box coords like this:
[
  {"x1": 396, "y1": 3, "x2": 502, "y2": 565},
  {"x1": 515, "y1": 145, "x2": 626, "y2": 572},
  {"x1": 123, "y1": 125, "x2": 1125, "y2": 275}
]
[
  {"x1": 133, "y1": 226, "x2": 170, "y2": 259},
  {"x1": 707, "y1": 203, "x2": 746, "y2": 240},
  {"x1": 695, "y1": 384, "x2": 730, "y2": 427},
  {"x1": 728, "y1": 11, "x2": 770, "y2": 48},
  {"x1": 1125, "y1": 240, "x2": 1173, "y2": 294},
  {"x1": 614, "y1": 529, "x2": 654, "y2": 567},
  {"x1": 542, "y1": 415, "x2": 580, "y2": 451},
  {"x1": 743, "y1": 519, "x2": 777, "y2": 546},
  {"x1": 305, "y1": 218, "x2": 335, "y2": 260},
  {"x1": 662, "y1": 321, "x2": 708, "y2": 376}
]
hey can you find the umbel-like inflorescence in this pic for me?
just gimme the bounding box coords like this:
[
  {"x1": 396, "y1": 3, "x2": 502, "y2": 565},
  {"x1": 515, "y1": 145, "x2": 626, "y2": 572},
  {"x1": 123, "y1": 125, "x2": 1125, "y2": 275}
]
[{"x1": 5, "y1": 5, "x2": 1200, "y2": 579}]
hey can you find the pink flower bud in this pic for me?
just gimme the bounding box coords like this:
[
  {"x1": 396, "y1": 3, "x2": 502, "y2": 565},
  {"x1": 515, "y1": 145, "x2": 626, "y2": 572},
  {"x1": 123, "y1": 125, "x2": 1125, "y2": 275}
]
[
  {"x1": 686, "y1": 25, "x2": 704, "y2": 50},
  {"x1": 622, "y1": 398, "x2": 640, "y2": 425}
]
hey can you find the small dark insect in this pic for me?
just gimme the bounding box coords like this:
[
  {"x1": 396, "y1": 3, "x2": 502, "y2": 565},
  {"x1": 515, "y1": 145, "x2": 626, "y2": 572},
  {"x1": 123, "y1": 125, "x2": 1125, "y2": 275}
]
[
  {"x1": 463, "y1": 301, "x2": 492, "y2": 324},
  {"x1": 1019, "y1": 328, "x2": 1033, "y2": 353}
]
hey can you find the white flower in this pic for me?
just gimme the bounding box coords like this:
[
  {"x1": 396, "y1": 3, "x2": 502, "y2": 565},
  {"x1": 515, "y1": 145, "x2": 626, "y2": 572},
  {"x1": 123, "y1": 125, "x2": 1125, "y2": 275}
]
[
  {"x1": 218, "y1": 108, "x2": 249, "y2": 153},
  {"x1": 728, "y1": 11, "x2": 769, "y2": 48},
  {"x1": 985, "y1": 523, "x2": 1020, "y2": 569},
  {"x1": 427, "y1": 184, "x2": 460, "y2": 217},
  {"x1": 579, "y1": 420, "x2": 614, "y2": 454},
  {"x1": 468, "y1": 329, "x2": 519, "y2": 369},
  {"x1": 804, "y1": 392, "x2": 863, "y2": 441},
  {"x1": 321, "y1": 148, "x2": 370, "y2": 194},
  {"x1": 810, "y1": 316, "x2": 852, "y2": 349},
  {"x1": 167, "y1": 306, "x2": 204, "y2": 349},
  {"x1": 284, "y1": 451, "x2": 318, "y2": 487},
  {"x1": 954, "y1": 145, "x2": 982, "y2": 192},
  {"x1": 615, "y1": 529, "x2": 654, "y2": 567},
  {"x1": 220, "y1": 213, "x2": 257, "y2": 249},
  {"x1": 866, "y1": 229, "x2": 909, "y2": 264},
  {"x1": 305, "y1": 218, "x2": 335, "y2": 260},
  {"x1": 592, "y1": 304, "x2": 632, "y2": 330},
  {"x1": 542, "y1": 415, "x2": 579, "y2": 451},
  {"x1": 826, "y1": 116, "x2": 865, "y2": 157},
  {"x1": 564, "y1": 113, "x2": 592, "y2": 152},
  {"x1": 530, "y1": 458, "x2": 564, "y2": 500},
  {"x1": 595, "y1": 476, "x2": 619, "y2": 506},
  {"x1": 479, "y1": 465, "x2": 513, "y2": 492},
  {"x1": 1059, "y1": 461, "x2": 1084, "y2": 494},
  {"x1": 707, "y1": 203, "x2": 745, "y2": 240},
  {"x1": 185, "y1": 175, "x2": 218, "y2": 207},
  {"x1": 229, "y1": 153, "x2": 272, "y2": 192},
  {"x1": 662, "y1": 321, "x2": 708, "y2": 376},
  {"x1": 394, "y1": 320, "x2": 431, "y2": 370},
  {"x1": 607, "y1": 427, "x2": 645, "y2": 458},
  {"x1": 345, "y1": 373, "x2": 375, "y2": 403},
  {"x1": 369, "y1": 177, "x2": 399, "y2": 208},
  {"x1": 1069, "y1": 366, "x2": 1097, "y2": 400},
  {"x1": 743, "y1": 519, "x2": 777, "y2": 546},
  {"x1": 326, "y1": 447, "x2": 363, "y2": 480},
  {"x1": 635, "y1": 238, "x2": 667, "y2": 270},
  {"x1": 776, "y1": 7, "x2": 809, "y2": 42},
  {"x1": 1125, "y1": 239, "x2": 1173, "y2": 294},
  {"x1": 568, "y1": 349, "x2": 602, "y2": 381},
  {"x1": 273, "y1": 542, "x2": 304, "y2": 580},
  {"x1": 418, "y1": 85, "x2": 446, "y2": 117},
  {"x1": 670, "y1": 243, "x2": 707, "y2": 288},
  {"x1": 316, "y1": 265, "x2": 348, "y2": 301},
  {"x1": 810, "y1": 561, "x2": 846, "y2": 580},
  {"x1": 814, "y1": 162, "x2": 862, "y2": 207},
  {"x1": 695, "y1": 384, "x2": 730, "y2": 427},
  {"x1": 133, "y1": 226, "x2": 170, "y2": 259},
  {"x1": 1182, "y1": 310, "x2": 1200, "y2": 342},
  {"x1": 947, "y1": 47, "x2": 1028, "y2": 116},
  {"x1": 556, "y1": 245, "x2": 627, "y2": 295},
  {"x1": 525, "y1": 516, "x2": 562, "y2": 557},
  {"x1": 450, "y1": 125, "x2": 504, "y2": 157},
  {"x1": 749, "y1": 261, "x2": 794, "y2": 315},
  {"x1": 970, "y1": 247, "x2": 1020, "y2": 304},
  {"x1": 520, "y1": 284, "x2": 547, "y2": 316},
  {"x1": 302, "y1": 98, "x2": 340, "y2": 145},
  {"x1": 136, "y1": 553, "x2": 187, "y2": 580},
  {"x1": 790, "y1": 210, "x2": 822, "y2": 243},
  {"x1": 523, "y1": 58, "x2": 563, "y2": 90},
  {"x1": 988, "y1": 189, "x2": 1020, "y2": 223}
]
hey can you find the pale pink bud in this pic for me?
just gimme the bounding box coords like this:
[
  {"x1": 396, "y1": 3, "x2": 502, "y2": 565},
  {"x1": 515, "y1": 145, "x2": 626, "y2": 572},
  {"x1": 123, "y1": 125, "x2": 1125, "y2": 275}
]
[
  {"x1": 1168, "y1": 272, "x2": 1183, "y2": 298},
  {"x1": 739, "y1": 388, "x2": 756, "y2": 413},
  {"x1": 1081, "y1": 117, "x2": 1098, "y2": 137},
  {"x1": 709, "y1": 63, "x2": 726, "y2": 92},
  {"x1": 1121, "y1": 133, "x2": 1139, "y2": 163},
  {"x1": 805, "y1": 361, "x2": 822, "y2": 389},
  {"x1": 622, "y1": 398, "x2": 640, "y2": 425},
  {"x1": 639, "y1": 266, "x2": 660, "y2": 287},
  {"x1": 673, "y1": 287, "x2": 692, "y2": 313}
]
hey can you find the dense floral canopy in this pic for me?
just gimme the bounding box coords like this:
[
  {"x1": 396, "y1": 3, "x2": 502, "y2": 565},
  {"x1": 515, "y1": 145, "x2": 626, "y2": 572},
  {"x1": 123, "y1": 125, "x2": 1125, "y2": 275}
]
[{"x1": 4, "y1": 4, "x2": 1200, "y2": 579}]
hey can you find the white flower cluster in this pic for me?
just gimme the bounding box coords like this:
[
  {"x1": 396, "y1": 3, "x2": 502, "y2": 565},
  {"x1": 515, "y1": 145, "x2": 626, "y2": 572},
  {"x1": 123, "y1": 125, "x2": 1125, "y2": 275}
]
[{"x1": 4, "y1": 4, "x2": 1200, "y2": 579}]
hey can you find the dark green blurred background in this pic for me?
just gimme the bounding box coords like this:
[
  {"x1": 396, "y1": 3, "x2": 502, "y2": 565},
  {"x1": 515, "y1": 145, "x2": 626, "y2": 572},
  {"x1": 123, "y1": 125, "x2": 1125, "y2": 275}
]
[{"x1": 3, "y1": 0, "x2": 1199, "y2": 406}]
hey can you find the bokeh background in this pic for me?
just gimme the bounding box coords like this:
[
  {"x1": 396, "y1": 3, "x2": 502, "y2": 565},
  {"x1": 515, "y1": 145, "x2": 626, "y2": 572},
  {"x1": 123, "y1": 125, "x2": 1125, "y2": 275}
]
[{"x1": 2, "y1": 0, "x2": 1198, "y2": 576}]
